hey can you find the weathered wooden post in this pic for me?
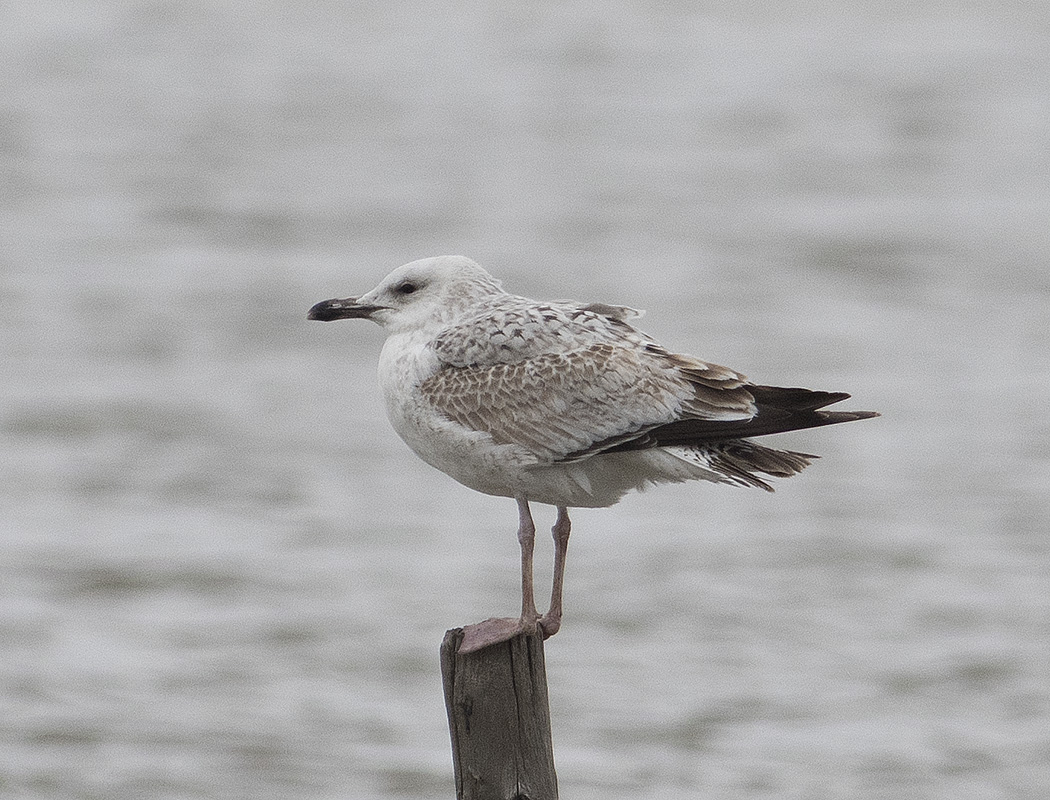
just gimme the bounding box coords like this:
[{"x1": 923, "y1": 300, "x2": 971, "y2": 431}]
[{"x1": 440, "y1": 628, "x2": 558, "y2": 800}]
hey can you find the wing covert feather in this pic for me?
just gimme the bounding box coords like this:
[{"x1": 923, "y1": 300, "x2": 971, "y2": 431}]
[{"x1": 420, "y1": 340, "x2": 756, "y2": 463}]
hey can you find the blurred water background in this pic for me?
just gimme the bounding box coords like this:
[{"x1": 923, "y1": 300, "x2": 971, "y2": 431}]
[{"x1": 2, "y1": 2, "x2": 1049, "y2": 798}]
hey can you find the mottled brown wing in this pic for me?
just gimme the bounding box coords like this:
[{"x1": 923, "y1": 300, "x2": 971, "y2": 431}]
[{"x1": 419, "y1": 341, "x2": 755, "y2": 464}]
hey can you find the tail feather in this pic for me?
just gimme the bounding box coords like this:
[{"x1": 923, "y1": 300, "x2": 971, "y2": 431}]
[
  {"x1": 667, "y1": 440, "x2": 817, "y2": 492},
  {"x1": 560, "y1": 384, "x2": 878, "y2": 476}
]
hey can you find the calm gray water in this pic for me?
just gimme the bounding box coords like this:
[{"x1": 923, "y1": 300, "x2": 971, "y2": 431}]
[{"x1": 2, "y1": 2, "x2": 1048, "y2": 798}]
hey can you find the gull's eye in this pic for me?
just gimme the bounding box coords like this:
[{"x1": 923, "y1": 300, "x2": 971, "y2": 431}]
[{"x1": 395, "y1": 281, "x2": 418, "y2": 295}]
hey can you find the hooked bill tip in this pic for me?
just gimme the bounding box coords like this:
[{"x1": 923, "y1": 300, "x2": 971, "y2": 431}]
[{"x1": 308, "y1": 298, "x2": 374, "y2": 321}]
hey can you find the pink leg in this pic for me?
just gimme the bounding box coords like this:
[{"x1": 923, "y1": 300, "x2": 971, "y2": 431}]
[
  {"x1": 516, "y1": 496, "x2": 539, "y2": 634},
  {"x1": 458, "y1": 497, "x2": 540, "y2": 654},
  {"x1": 540, "y1": 506, "x2": 571, "y2": 638}
]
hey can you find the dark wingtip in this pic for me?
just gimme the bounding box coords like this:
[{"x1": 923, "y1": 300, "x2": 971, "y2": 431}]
[
  {"x1": 840, "y1": 410, "x2": 881, "y2": 421},
  {"x1": 748, "y1": 385, "x2": 855, "y2": 411}
]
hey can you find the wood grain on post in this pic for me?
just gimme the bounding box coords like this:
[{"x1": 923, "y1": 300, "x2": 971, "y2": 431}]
[{"x1": 440, "y1": 628, "x2": 558, "y2": 800}]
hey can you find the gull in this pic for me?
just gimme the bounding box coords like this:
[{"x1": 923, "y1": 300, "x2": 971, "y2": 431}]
[{"x1": 308, "y1": 255, "x2": 878, "y2": 653}]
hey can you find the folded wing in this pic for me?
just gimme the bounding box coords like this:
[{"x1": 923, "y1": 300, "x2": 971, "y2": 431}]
[{"x1": 421, "y1": 301, "x2": 877, "y2": 468}]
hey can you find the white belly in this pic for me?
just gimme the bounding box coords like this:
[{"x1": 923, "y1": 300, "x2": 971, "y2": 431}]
[
  {"x1": 377, "y1": 331, "x2": 539, "y2": 498},
  {"x1": 374, "y1": 331, "x2": 724, "y2": 508}
]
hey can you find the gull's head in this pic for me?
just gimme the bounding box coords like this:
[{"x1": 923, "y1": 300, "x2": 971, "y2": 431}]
[{"x1": 308, "y1": 255, "x2": 503, "y2": 333}]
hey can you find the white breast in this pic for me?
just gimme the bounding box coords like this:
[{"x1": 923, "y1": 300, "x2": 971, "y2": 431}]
[{"x1": 376, "y1": 330, "x2": 539, "y2": 497}]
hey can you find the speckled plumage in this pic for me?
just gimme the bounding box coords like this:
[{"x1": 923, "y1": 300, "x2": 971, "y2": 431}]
[
  {"x1": 309, "y1": 255, "x2": 875, "y2": 505},
  {"x1": 308, "y1": 255, "x2": 878, "y2": 649}
]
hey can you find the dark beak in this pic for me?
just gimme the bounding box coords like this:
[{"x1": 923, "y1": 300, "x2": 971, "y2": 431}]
[{"x1": 307, "y1": 297, "x2": 382, "y2": 321}]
